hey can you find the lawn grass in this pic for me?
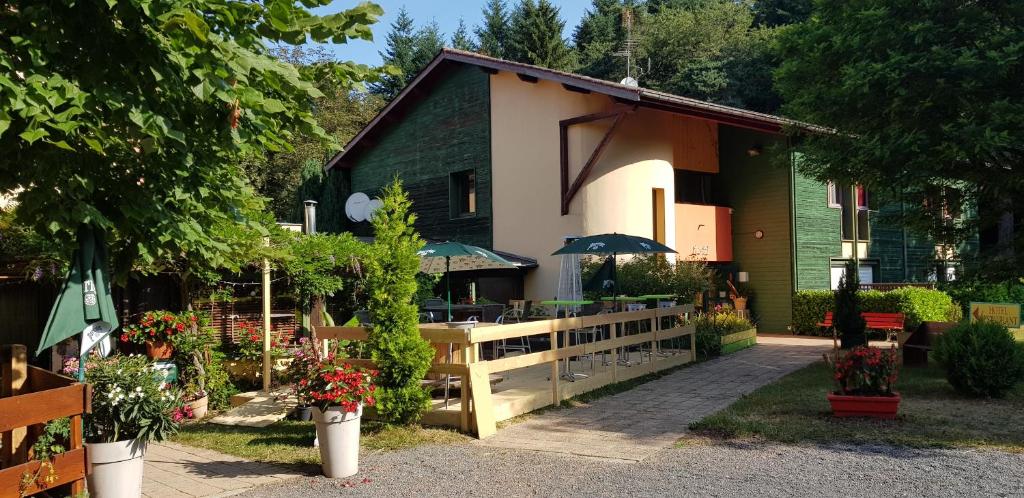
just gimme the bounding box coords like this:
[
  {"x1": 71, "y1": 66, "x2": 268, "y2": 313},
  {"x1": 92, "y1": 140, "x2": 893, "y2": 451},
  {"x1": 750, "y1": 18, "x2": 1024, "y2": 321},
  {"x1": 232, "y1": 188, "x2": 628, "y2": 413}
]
[
  {"x1": 172, "y1": 419, "x2": 469, "y2": 466},
  {"x1": 688, "y1": 361, "x2": 1024, "y2": 451}
]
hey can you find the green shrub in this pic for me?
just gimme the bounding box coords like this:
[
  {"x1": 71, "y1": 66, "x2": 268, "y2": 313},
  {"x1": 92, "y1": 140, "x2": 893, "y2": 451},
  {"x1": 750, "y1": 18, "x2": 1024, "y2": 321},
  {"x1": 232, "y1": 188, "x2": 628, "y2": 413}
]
[
  {"x1": 582, "y1": 255, "x2": 716, "y2": 301},
  {"x1": 693, "y1": 312, "x2": 754, "y2": 360},
  {"x1": 205, "y1": 348, "x2": 239, "y2": 410},
  {"x1": 933, "y1": 321, "x2": 1024, "y2": 398},
  {"x1": 364, "y1": 180, "x2": 434, "y2": 424},
  {"x1": 792, "y1": 287, "x2": 959, "y2": 336},
  {"x1": 941, "y1": 278, "x2": 1024, "y2": 318},
  {"x1": 834, "y1": 262, "x2": 867, "y2": 348}
]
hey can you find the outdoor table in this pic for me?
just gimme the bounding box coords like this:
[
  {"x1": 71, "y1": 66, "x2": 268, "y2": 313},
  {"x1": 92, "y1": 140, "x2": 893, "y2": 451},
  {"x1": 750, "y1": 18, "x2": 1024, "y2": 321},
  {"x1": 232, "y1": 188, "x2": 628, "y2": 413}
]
[
  {"x1": 421, "y1": 304, "x2": 485, "y2": 322},
  {"x1": 636, "y1": 294, "x2": 675, "y2": 300}
]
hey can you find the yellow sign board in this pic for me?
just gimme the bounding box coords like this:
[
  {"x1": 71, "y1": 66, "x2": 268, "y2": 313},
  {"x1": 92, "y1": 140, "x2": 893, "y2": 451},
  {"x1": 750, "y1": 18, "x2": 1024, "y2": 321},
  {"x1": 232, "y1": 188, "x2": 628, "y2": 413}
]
[{"x1": 969, "y1": 302, "x2": 1022, "y2": 328}]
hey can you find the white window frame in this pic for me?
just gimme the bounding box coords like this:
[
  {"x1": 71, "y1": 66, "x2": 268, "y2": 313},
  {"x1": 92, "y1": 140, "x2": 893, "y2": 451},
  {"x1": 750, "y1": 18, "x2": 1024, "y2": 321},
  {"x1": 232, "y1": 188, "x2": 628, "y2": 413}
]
[{"x1": 826, "y1": 181, "x2": 841, "y2": 208}]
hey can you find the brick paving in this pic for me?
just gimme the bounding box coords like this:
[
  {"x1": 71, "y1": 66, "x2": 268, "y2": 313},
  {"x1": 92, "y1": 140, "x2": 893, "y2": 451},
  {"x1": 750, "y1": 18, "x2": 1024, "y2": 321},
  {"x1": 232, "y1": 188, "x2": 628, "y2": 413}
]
[
  {"x1": 142, "y1": 442, "x2": 304, "y2": 498},
  {"x1": 474, "y1": 335, "x2": 831, "y2": 462}
]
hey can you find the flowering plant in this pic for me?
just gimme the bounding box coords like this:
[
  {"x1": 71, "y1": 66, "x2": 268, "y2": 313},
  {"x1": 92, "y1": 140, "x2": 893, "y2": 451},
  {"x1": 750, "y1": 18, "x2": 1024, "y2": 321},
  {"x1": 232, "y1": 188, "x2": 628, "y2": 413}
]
[
  {"x1": 232, "y1": 321, "x2": 287, "y2": 360},
  {"x1": 305, "y1": 354, "x2": 377, "y2": 413},
  {"x1": 120, "y1": 310, "x2": 197, "y2": 345},
  {"x1": 832, "y1": 346, "x2": 899, "y2": 396},
  {"x1": 83, "y1": 354, "x2": 180, "y2": 443},
  {"x1": 281, "y1": 338, "x2": 319, "y2": 406}
]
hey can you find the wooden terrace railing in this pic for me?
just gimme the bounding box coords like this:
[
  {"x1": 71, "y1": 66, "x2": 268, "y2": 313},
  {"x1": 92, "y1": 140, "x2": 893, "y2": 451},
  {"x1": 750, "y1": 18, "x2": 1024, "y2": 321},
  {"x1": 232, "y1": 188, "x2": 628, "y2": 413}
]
[
  {"x1": 0, "y1": 345, "x2": 90, "y2": 497},
  {"x1": 315, "y1": 304, "x2": 695, "y2": 438}
]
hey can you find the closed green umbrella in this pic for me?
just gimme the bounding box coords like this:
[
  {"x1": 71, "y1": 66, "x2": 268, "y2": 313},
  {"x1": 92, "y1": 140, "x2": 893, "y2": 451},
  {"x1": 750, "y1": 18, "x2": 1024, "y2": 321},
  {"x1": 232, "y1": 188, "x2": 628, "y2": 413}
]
[
  {"x1": 417, "y1": 241, "x2": 515, "y2": 321},
  {"x1": 552, "y1": 233, "x2": 676, "y2": 306},
  {"x1": 36, "y1": 225, "x2": 119, "y2": 380}
]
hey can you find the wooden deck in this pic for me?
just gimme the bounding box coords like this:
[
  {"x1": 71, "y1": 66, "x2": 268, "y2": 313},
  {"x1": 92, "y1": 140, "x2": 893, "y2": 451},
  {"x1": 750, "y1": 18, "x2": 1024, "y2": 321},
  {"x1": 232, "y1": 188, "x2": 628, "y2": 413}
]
[{"x1": 317, "y1": 304, "x2": 697, "y2": 438}]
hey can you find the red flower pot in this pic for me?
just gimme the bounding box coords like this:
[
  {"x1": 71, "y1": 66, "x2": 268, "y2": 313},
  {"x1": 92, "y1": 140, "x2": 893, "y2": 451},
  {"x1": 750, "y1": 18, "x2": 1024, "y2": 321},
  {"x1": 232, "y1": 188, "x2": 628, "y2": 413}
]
[
  {"x1": 827, "y1": 392, "x2": 901, "y2": 419},
  {"x1": 145, "y1": 340, "x2": 174, "y2": 360}
]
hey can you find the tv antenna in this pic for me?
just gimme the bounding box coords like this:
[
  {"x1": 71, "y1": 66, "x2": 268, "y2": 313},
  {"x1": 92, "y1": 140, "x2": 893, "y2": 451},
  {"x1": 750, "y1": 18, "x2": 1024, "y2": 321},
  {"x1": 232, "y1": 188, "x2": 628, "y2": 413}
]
[{"x1": 613, "y1": 7, "x2": 640, "y2": 86}]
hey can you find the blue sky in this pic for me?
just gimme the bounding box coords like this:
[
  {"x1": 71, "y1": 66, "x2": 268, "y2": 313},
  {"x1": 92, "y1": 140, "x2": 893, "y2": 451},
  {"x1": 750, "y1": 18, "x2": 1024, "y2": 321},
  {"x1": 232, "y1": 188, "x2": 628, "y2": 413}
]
[{"x1": 313, "y1": 1, "x2": 592, "y2": 66}]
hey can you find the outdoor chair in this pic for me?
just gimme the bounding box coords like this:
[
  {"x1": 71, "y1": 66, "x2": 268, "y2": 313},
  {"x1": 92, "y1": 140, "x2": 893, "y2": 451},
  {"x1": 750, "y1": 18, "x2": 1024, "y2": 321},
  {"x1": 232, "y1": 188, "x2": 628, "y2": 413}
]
[
  {"x1": 625, "y1": 303, "x2": 651, "y2": 364},
  {"x1": 494, "y1": 308, "x2": 529, "y2": 358},
  {"x1": 423, "y1": 298, "x2": 445, "y2": 307},
  {"x1": 572, "y1": 309, "x2": 611, "y2": 369}
]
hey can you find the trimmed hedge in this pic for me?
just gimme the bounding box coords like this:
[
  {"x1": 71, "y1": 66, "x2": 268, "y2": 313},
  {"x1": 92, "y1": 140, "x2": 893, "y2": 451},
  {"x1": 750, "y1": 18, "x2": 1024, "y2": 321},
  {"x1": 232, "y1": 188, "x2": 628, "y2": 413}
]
[
  {"x1": 941, "y1": 279, "x2": 1024, "y2": 318},
  {"x1": 793, "y1": 287, "x2": 960, "y2": 335}
]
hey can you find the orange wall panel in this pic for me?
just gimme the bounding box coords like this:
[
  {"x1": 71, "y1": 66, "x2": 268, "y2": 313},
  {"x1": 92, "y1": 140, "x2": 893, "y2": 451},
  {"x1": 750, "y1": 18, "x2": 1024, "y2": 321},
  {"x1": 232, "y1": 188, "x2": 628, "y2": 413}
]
[{"x1": 675, "y1": 203, "x2": 733, "y2": 261}]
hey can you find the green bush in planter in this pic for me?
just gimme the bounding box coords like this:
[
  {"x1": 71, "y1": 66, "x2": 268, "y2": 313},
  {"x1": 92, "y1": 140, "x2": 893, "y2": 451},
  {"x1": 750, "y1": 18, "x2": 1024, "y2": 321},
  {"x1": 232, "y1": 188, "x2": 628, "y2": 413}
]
[
  {"x1": 933, "y1": 321, "x2": 1024, "y2": 398},
  {"x1": 693, "y1": 313, "x2": 754, "y2": 360}
]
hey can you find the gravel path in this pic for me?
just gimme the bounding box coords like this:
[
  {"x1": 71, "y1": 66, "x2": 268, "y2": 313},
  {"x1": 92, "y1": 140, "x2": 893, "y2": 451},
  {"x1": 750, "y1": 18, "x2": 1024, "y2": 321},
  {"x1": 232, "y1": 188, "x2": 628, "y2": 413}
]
[{"x1": 238, "y1": 441, "x2": 1024, "y2": 497}]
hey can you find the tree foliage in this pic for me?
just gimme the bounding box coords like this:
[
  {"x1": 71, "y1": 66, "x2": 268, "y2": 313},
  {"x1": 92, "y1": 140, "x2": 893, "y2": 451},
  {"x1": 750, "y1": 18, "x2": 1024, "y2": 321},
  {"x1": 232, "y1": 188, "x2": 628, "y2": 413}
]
[
  {"x1": 364, "y1": 179, "x2": 433, "y2": 423},
  {"x1": 451, "y1": 18, "x2": 479, "y2": 51},
  {"x1": 371, "y1": 8, "x2": 445, "y2": 100},
  {"x1": 0, "y1": 0, "x2": 384, "y2": 279},
  {"x1": 776, "y1": 1, "x2": 1024, "y2": 278},
  {"x1": 476, "y1": 0, "x2": 512, "y2": 58},
  {"x1": 834, "y1": 261, "x2": 867, "y2": 349},
  {"x1": 507, "y1": 0, "x2": 578, "y2": 71}
]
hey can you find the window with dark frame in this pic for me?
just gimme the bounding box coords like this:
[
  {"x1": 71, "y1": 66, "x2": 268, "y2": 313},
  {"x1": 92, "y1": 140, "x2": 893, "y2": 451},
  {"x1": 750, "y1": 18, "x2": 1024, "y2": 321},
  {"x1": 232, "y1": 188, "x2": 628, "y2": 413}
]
[{"x1": 450, "y1": 170, "x2": 476, "y2": 218}]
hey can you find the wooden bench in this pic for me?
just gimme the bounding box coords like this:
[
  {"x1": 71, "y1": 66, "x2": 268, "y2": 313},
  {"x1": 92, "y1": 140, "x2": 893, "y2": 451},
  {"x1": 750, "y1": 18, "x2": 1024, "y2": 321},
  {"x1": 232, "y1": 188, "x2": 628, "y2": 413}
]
[
  {"x1": 902, "y1": 321, "x2": 955, "y2": 366},
  {"x1": 818, "y1": 311, "x2": 906, "y2": 342}
]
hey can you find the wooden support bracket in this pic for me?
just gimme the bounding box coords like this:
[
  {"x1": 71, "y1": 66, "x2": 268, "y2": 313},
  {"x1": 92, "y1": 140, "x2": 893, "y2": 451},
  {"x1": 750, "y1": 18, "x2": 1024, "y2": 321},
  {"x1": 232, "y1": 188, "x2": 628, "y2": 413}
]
[{"x1": 559, "y1": 107, "x2": 633, "y2": 215}]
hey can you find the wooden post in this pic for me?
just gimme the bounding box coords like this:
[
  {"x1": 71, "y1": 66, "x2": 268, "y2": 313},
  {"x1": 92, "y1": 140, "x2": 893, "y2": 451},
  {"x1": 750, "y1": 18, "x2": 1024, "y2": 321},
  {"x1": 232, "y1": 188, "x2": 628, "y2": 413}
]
[
  {"x1": 69, "y1": 408, "x2": 85, "y2": 495},
  {"x1": 460, "y1": 343, "x2": 472, "y2": 433},
  {"x1": 1, "y1": 344, "x2": 28, "y2": 467},
  {"x1": 550, "y1": 329, "x2": 559, "y2": 405},
  {"x1": 262, "y1": 237, "x2": 272, "y2": 394}
]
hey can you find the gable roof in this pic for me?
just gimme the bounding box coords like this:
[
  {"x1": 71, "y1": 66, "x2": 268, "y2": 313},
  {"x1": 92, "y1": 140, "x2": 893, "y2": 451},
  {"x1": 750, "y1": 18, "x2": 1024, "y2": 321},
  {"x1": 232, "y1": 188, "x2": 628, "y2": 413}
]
[{"x1": 326, "y1": 48, "x2": 811, "y2": 171}]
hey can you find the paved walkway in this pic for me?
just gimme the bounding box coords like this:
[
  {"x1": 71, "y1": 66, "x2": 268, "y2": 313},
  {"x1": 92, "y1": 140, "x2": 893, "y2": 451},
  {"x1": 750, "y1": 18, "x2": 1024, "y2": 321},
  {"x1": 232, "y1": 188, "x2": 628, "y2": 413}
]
[
  {"x1": 475, "y1": 335, "x2": 831, "y2": 462},
  {"x1": 142, "y1": 442, "x2": 304, "y2": 498}
]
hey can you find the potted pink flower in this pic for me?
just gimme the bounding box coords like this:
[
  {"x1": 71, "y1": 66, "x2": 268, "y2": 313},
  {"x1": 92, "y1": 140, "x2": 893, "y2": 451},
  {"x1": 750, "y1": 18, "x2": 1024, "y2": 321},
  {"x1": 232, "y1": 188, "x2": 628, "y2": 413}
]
[{"x1": 827, "y1": 345, "x2": 901, "y2": 419}]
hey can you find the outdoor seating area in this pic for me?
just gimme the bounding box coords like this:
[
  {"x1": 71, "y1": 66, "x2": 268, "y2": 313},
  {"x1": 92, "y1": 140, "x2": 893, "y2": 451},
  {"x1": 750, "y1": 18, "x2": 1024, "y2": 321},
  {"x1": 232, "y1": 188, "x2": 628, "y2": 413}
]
[{"x1": 315, "y1": 303, "x2": 695, "y2": 438}]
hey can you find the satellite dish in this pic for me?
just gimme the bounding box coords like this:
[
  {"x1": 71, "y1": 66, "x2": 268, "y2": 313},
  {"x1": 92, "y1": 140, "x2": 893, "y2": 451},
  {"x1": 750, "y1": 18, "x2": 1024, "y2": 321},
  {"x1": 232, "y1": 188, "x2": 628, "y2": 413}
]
[
  {"x1": 345, "y1": 192, "x2": 370, "y2": 222},
  {"x1": 620, "y1": 76, "x2": 638, "y2": 87},
  {"x1": 363, "y1": 198, "x2": 384, "y2": 222}
]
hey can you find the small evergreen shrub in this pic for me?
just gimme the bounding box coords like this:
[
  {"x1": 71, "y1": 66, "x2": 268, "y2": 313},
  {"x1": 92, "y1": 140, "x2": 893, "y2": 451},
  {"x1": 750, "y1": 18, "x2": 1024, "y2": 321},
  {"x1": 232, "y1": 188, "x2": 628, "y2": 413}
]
[
  {"x1": 934, "y1": 321, "x2": 1024, "y2": 398},
  {"x1": 834, "y1": 262, "x2": 867, "y2": 348},
  {"x1": 364, "y1": 180, "x2": 435, "y2": 423}
]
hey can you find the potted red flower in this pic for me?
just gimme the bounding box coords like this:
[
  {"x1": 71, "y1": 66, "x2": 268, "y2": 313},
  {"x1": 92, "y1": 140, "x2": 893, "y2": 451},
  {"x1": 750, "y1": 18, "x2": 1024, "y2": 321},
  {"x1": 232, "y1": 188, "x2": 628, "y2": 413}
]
[
  {"x1": 827, "y1": 345, "x2": 901, "y2": 419},
  {"x1": 306, "y1": 354, "x2": 377, "y2": 478},
  {"x1": 120, "y1": 310, "x2": 189, "y2": 360}
]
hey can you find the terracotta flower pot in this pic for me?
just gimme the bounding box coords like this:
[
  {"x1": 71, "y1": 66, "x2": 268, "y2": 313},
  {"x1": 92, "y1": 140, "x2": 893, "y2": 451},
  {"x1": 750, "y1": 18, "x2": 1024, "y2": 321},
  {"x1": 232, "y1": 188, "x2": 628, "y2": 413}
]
[
  {"x1": 145, "y1": 340, "x2": 174, "y2": 360},
  {"x1": 827, "y1": 392, "x2": 901, "y2": 419}
]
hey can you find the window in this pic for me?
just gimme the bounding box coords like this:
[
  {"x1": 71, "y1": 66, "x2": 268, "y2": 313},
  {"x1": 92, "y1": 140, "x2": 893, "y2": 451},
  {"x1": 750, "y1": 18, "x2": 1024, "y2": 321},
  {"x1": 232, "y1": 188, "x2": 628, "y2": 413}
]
[
  {"x1": 827, "y1": 182, "x2": 841, "y2": 208},
  {"x1": 856, "y1": 185, "x2": 869, "y2": 211},
  {"x1": 450, "y1": 170, "x2": 476, "y2": 218},
  {"x1": 675, "y1": 170, "x2": 718, "y2": 204}
]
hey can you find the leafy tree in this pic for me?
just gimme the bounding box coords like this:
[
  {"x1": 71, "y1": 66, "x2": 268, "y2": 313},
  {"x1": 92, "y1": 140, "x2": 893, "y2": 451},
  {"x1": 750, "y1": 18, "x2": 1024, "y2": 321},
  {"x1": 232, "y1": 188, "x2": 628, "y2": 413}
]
[
  {"x1": 364, "y1": 179, "x2": 434, "y2": 423},
  {"x1": 476, "y1": 0, "x2": 512, "y2": 58},
  {"x1": 451, "y1": 18, "x2": 479, "y2": 51},
  {"x1": 752, "y1": 0, "x2": 812, "y2": 27},
  {"x1": 0, "y1": 0, "x2": 384, "y2": 280},
  {"x1": 412, "y1": 21, "x2": 446, "y2": 70},
  {"x1": 279, "y1": 232, "x2": 366, "y2": 315},
  {"x1": 637, "y1": 1, "x2": 781, "y2": 112},
  {"x1": 834, "y1": 261, "x2": 867, "y2": 349},
  {"x1": 776, "y1": 1, "x2": 1024, "y2": 279},
  {"x1": 507, "y1": 0, "x2": 578, "y2": 71}
]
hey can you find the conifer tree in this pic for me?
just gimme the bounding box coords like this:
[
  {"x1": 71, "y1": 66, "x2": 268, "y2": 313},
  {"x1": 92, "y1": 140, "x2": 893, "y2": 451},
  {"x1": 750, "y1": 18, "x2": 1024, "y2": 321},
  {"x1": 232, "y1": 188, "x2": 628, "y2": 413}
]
[
  {"x1": 365, "y1": 179, "x2": 434, "y2": 423},
  {"x1": 834, "y1": 261, "x2": 867, "y2": 349},
  {"x1": 574, "y1": 0, "x2": 631, "y2": 79},
  {"x1": 507, "y1": 0, "x2": 577, "y2": 70},
  {"x1": 476, "y1": 0, "x2": 511, "y2": 58},
  {"x1": 412, "y1": 21, "x2": 446, "y2": 69},
  {"x1": 372, "y1": 7, "x2": 417, "y2": 99},
  {"x1": 451, "y1": 18, "x2": 478, "y2": 51}
]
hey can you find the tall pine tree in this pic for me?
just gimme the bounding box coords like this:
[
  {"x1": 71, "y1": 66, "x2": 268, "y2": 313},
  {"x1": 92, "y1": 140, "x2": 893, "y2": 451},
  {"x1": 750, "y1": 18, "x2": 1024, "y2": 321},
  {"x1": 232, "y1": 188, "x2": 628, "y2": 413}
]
[
  {"x1": 507, "y1": 0, "x2": 577, "y2": 71},
  {"x1": 451, "y1": 18, "x2": 478, "y2": 51},
  {"x1": 574, "y1": 0, "x2": 632, "y2": 79},
  {"x1": 372, "y1": 7, "x2": 417, "y2": 99},
  {"x1": 413, "y1": 20, "x2": 446, "y2": 68},
  {"x1": 476, "y1": 0, "x2": 511, "y2": 58}
]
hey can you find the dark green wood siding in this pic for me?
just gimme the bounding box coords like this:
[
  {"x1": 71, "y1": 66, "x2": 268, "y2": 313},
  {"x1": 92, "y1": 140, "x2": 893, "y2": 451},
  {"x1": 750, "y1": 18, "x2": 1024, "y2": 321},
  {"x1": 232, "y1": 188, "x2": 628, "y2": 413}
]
[
  {"x1": 793, "y1": 167, "x2": 841, "y2": 290},
  {"x1": 718, "y1": 127, "x2": 793, "y2": 332},
  {"x1": 348, "y1": 64, "x2": 493, "y2": 247}
]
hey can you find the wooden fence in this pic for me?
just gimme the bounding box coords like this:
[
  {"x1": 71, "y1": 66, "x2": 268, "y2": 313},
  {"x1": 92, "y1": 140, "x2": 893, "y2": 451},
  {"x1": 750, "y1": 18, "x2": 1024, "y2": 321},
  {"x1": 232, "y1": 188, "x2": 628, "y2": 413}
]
[
  {"x1": 0, "y1": 345, "x2": 90, "y2": 496},
  {"x1": 315, "y1": 304, "x2": 695, "y2": 438}
]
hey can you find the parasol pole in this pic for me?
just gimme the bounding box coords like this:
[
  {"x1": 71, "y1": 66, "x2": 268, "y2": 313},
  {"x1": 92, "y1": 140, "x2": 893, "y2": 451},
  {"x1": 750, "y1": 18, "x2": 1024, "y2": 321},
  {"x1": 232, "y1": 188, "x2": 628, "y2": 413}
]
[
  {"x1": 446, "y1": 256, "x2": 452, "y2": 322},
  {"x1": 262, "y1": 236, "x2": 272, "y2": 394}
]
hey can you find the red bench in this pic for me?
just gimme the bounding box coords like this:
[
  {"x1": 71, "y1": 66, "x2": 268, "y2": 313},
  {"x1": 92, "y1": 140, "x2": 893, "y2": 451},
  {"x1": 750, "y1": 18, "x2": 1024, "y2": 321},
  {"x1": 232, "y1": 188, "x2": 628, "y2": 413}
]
[{"x1": 818, "y1": 311, "x2": 906, "y2": 342}]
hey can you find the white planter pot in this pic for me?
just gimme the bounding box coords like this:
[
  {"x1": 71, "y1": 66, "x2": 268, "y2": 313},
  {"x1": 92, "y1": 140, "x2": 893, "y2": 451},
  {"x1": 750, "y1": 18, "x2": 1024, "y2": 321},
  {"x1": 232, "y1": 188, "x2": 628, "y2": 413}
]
[
  {"x1": 312, "y1": 405, "x2": 362, "y2": 478},
  {"x1": 86, "y1": 438, "x2": 147, "y2": 498}
]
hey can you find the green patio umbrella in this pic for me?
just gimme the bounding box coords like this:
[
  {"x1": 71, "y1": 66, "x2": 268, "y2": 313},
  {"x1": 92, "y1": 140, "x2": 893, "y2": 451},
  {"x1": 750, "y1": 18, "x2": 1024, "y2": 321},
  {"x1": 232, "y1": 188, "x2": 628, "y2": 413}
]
[
  {"x1": 36, "y1": 225, "x2": 119, "y2": 380},
  {"x1": 417, "y1": 241, "x2": 516, "y2": 321},
  {"x1": 552, "y1": 233, "x2": 676, "y2": 306}
]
